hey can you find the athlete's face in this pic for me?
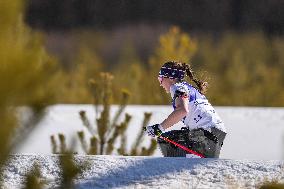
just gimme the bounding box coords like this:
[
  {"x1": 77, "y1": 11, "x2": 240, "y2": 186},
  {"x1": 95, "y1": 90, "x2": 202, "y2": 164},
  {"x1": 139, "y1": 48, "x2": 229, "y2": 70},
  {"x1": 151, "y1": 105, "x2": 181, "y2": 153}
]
[{"x1": 158, "y1": 76, "x2": 175, "y2": 93}]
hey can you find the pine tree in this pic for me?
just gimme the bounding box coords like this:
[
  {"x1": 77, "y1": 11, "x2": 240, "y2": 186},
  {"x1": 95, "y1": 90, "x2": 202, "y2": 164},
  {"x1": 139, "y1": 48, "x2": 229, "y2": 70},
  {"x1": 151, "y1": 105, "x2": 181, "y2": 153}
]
[
  {"x1": 0, "y1": 0, "x2": 58, "y2": 183},
  {"x1": 77, "y1": 72, "x2": 157, "y2": 156},
  {"x1": 0, "y1": 0, "x2": 65, "y2": 188},
  {"x1": 23, "y1": 164, "x2": 44, "y2": 189},
  {"x1": 49, "y1": 134, "x2": 90, "y2": 189},
  {"x1": 51, "y1": 72, "x2": 157, "y2": 155}
]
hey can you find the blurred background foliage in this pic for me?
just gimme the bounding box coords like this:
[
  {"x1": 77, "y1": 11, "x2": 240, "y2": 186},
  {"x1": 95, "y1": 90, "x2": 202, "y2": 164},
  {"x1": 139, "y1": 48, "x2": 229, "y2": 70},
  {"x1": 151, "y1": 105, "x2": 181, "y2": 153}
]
[
  {"x1": 0, "y1": 0, "x2": 283, "y2": 114},
  {"x1": 20, "y1": 0, "x2": 284, "y2": 106},
  {"x1": 0, "y1": 0, "x2": 63, "y2": 187},
  {"x1": 25, "y1": 0, "x2": 284, "y2": 35},
  {"x1": 44, "y1": 27, "x2": 284, "y2": 106},
  {"x1": 0, "y1": 0, "x2": 57, "y2": 161}
]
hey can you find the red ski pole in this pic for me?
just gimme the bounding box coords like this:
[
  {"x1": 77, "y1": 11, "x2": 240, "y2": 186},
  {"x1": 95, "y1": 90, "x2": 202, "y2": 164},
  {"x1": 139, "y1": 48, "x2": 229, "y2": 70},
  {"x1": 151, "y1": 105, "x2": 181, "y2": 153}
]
[
  {"x1": 143, "y1": 127, "x2": 205, "y2": 158},
  {"x1": 158, "y1": 136, "x2": 205, "y2": 158}
]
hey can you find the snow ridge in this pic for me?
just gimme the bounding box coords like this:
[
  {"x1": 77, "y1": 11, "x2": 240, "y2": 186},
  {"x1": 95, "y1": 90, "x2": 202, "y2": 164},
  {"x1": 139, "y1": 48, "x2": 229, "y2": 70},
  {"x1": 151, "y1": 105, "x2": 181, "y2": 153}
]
[{"x1": 2, "y1": 155, "x2": 284, "y2": 189}]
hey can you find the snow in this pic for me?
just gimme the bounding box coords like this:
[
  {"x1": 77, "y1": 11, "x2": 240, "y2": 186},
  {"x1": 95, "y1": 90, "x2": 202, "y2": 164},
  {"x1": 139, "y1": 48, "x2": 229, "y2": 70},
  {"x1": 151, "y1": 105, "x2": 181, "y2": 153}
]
[
  {"x1": 2, "y1": 155, "x2": 284, "y2": 189},
  {"x1": 3, "y1": 105, "x2": 284, "y2": 188},
  {"x1": 15, "y1": 105, "x2": 284, "y2": 160}
]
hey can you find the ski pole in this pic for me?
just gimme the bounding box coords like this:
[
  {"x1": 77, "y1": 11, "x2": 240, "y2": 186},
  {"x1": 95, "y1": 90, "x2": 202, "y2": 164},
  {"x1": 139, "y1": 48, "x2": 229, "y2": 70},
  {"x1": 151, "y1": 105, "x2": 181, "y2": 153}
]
[
  {"x1": 143, "y1": 126, "x2": 205, "y2": 158},
  {"x1": 158, "y1": 135, "x2": 205, "y2": 158}
]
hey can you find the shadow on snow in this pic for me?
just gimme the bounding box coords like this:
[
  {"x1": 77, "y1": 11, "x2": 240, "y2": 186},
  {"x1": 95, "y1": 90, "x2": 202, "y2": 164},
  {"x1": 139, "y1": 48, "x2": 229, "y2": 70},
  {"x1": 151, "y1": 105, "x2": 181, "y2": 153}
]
[{"x1": 76, "y1": 157, "x2": 216, "y2": 189}]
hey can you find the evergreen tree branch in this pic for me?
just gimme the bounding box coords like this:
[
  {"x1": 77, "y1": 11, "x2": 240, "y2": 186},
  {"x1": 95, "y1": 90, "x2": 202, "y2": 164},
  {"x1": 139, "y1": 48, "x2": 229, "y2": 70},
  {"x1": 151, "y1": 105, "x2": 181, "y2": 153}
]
[
  {"x1": 107, "y1": 114, "x2": 131, "y2": 155},
  {"x1": 79, "y1": 111, "x2": 97, "y2": 136},
  {"x1": 130, "y1": 112, "x2": 152, "y2": 155},
  {"x1": 58, "y1": 134, "x2": 67, "y2": 154},
  {"x1": 117, "y1": 134, "x2": 128, "y2": 156},
  {"x1": 141, "y1": 139, "x2": 157, "y2": 156},
  {"x1": 107, "y1": 89, "x2": 130, "y2": 138},
  {"x1": 88, "y1": 136, "x2": 98, "y2": 155},
  {"x1": 50, "y1": 135, "x2": 58, "y2": 154},
  {"x1": 77, "y1": 131, "x2": 88, "y2": 154},
  {"x1": 23, "y1": 163, "x2": 44, "y2": 189}
]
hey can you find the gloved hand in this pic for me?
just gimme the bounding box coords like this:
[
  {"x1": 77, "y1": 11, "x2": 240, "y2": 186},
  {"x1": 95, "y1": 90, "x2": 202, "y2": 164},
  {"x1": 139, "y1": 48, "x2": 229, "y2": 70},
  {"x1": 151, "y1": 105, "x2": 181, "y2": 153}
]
[{"x1": 144, "y1": 124, "x2": 165, "y2": 137}]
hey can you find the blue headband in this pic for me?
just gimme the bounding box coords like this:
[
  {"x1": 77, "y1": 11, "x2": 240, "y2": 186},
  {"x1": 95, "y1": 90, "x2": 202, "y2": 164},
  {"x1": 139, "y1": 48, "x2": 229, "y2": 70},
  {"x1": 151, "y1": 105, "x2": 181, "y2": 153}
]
[{"x1": 158, "y1": 67, "x2": 186, "y2": 80}]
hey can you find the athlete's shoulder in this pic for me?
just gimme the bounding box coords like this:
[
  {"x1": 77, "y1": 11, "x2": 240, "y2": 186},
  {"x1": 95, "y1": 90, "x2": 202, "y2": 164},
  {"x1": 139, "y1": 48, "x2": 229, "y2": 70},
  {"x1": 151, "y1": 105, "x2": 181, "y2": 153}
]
[{"x1": 170, "y1": 82, "x2": 190, "y2": 99}]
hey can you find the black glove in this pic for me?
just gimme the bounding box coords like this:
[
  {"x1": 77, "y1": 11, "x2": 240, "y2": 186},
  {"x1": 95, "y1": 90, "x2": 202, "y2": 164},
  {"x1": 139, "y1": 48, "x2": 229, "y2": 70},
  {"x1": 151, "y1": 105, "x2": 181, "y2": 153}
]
[{"x1": 144, "y1": 124, "x2": 164, "y2": 138}]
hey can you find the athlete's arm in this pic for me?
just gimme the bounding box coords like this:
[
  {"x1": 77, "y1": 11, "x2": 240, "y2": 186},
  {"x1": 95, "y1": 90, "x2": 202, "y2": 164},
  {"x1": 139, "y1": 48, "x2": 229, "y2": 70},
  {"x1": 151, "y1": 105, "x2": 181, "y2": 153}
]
[{"x1": 160, "y1": 96, "x2": 189, "y2": 130}]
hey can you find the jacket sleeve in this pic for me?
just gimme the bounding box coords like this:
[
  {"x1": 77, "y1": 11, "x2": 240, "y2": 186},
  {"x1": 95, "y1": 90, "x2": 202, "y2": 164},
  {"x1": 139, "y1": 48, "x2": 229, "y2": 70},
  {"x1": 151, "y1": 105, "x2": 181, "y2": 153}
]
[{"x1": 170, "y1": 83, "x2": 189, "y2": 100}]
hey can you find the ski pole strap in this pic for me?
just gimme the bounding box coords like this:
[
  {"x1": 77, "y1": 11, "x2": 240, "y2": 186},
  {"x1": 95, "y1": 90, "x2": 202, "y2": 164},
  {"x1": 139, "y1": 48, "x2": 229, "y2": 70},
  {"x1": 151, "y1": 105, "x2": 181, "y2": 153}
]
[{"x1": 159, "y1": 136, "x2": 205, "y2": 158}]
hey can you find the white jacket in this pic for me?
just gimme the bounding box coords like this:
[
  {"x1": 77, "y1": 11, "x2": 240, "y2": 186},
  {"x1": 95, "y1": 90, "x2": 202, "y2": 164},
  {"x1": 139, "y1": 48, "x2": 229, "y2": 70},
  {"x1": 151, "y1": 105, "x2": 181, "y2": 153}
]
[{"x1": 170, "y1": 82, "x2": 226, "y2": 132}]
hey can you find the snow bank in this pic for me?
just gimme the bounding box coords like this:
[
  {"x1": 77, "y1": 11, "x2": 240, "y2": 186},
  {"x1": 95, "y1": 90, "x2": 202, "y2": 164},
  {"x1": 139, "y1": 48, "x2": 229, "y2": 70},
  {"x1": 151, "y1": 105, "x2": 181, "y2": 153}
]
[
  {"x1": 3, "y1": 155, "x2": 284, "y2": 189},
  {"x1": 15, "y1": 105, "x2": 284, "y2": 160}
]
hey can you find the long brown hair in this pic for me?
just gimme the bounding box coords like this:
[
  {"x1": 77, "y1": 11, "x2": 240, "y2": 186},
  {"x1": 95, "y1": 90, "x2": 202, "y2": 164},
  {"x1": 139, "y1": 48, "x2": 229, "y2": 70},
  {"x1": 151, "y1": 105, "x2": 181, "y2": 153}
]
[{"x1": 162, "y1": 61, "x2": 208, "y2": 94}]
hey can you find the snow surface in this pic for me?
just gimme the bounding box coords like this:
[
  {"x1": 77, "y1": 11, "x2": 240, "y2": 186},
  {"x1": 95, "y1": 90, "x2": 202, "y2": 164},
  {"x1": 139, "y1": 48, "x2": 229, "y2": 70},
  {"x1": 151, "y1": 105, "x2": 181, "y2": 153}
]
[
  {"x1": 15, "y1": 105, "x2": 284, "y2": 160},
  {"x1": 2, "y1": 155, "x2": 284, "y2": 189},
  {"x1": 3, "y1": 105, "x2": 284, "y2": 188}
]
